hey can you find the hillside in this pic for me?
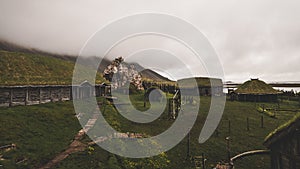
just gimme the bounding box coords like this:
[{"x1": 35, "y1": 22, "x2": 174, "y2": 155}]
[
  {"x1": 140, "y1": 69, "x2": 173, "y2": 82},
  {"x1": 0, "y1": 50, "x2": 104, "y2": 85},
  {"x1": 0, "y1": 40, "x2": 172, "y2": 85},
  {"x1": 130, "y1": 62, "x2": 174, "y2": 83},
  {"x1": 0, "y1": 40, "x2": 76, "y2": 62}
]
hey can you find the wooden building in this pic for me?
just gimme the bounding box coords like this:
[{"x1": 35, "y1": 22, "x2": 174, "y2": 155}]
[
  {"x1": 264, "y1": 114, "x2": 300, "y2": 169},
  {"x1": 142, "y1": 81, "x2": 177, "y2": 94},
  {"x1": 231, "y1": 78, "x2": 279, "y2": 102},
  {"x1": 177, "y1": 77, "x2": 223, "y2": 96},
  {"x1": 0, "y1": 81, "x2": 111, "y2": 107}
]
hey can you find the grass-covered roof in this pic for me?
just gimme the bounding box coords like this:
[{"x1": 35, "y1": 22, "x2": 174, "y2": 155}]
[
  {"x1": 178, "y1": 77, "x2": 223, "y2": 88},
  {"x1": 235, "y1": 79, "x2": 278, "y2": 94},
  {"x1": 0, "y1": 50, "x2": 105, "y2": 86},
  {"x1": 264, "y1": 113, "x2": 300, "y2": 147}
]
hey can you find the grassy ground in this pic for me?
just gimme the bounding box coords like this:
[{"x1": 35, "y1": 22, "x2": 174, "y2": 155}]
[
  {"x1": 0, "y1": 50, "x2": 104, "y2": 85},
  {"x1": 0, "y1": 101, "x2": 81, "y2": 169},
  {"x1": 56, "y1": 94, "x2": 298, "y2": 169},
  {"x1": 0, "y1": 94, "x2": 298, "y2": 169}
]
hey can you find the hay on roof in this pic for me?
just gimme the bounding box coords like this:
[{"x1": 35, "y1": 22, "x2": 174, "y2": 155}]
[{"x1": 235, "y1": 79, "x2": 277, "y2": 94}]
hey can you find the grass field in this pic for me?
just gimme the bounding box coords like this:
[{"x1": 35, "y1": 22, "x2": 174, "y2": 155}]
[
  {"x1": 0, "y1": 101, "x2": 81, "y2": 169},
  {"x1": 0, "y1": 93, "x2": 299, "y2": 169}
]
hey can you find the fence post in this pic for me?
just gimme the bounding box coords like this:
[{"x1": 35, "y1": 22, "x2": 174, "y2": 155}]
[
  {"x1": 39, "y1": 88, "x2": 42, "y2": 103},
  {"x1": 187, "y1": 130, "x2": 190, "y2": 158},
  {"x1": 168, "y1": 98, "x2": 172, "y2": 119},
  {"x1": 9, "y1": 89, "x2": 13, "y2": 107},
  {"x1": 228, "y1": 120, "x2": 231, "y2": 134},
  {"x1": 143, "y1": 91, "x2": 146, "y2": 108},
  {"x1": 261, "y1": 116, "x2": 264, "y2": 128},
  {"x1": 70, "y1": 87, "x2": 73, "y2": 100},
  {"x1": 247, "y1": 117, "x2": 250, "y2": 131},
  {"x1": 202, "y1": 153, "x2": 205, "y2": 169}
]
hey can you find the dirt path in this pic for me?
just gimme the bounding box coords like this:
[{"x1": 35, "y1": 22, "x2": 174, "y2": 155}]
[
  {"x1": 39, "y1": 106, "x2": 144, "y2": 169},
  {"x1": 39, "y1": 130, "x2": 87, "y2": 169},
  {"x1": 39, "y1": 110, "x2": 99, "y2": 169}
]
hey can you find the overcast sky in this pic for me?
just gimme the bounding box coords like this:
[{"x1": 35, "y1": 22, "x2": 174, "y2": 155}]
[{"x1": 0, "y1": 0, "x2": 299, "y2": 82}]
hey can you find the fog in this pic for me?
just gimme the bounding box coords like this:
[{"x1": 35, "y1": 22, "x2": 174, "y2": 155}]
[{"x1": 1, "y1": 0, "x2": 299, "y2": 82}]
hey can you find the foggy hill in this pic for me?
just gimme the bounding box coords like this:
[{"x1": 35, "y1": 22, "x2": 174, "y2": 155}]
[{"x1": 0, "y1": 40, "x2": 172, "y2": 84}]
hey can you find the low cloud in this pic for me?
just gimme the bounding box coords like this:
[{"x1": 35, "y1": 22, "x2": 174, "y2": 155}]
[{"x1": 0, "y1": 0, "x2": 299, "y2": 82}]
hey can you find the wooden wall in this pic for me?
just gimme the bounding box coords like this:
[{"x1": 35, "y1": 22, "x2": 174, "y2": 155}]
[
  {"x1": 0, "y1": 84, "x2": 111, "y2": 107},
  {"x1": 142, "y1": 81, "x2": 223, "y2": 96},
  {"x1": 269, "y1": 131, "x2": 300, "y2": 169},
  {"x1": 236, "y1": 94, "x2": 278, "y2": 102}
]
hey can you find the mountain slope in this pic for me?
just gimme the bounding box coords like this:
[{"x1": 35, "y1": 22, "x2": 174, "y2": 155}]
[
  {"x1": 0, "y1": 40, "x2": 76, "y2": 62},
  {"x1": 140, "y1": 69, "x2": 173, "y2": 82},
  {"x1": 130, "y1": 62, "x2": 174, "y2": 83}
]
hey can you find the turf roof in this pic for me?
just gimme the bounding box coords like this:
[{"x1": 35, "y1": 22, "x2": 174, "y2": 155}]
[
  {"x1": 235, "y1": 79, "x2": 278, "y2": 94},
  {"x1": 264, "y1": 113, "x2": 300, "y2": 147},
  {"x1": 177, "y1": 77, "x2": 223, "y2": 88}
]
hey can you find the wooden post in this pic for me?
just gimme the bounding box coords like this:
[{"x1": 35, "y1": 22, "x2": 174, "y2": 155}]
[
  {"x1": 59, "y1": 88, "x2": 63, "y2": 101},
  {"x1": 298, "y1": 95, "x2": 300, "y2": 108},
  {"x1": 202, "y1": 153, "x2": 205, "y2": 169},
  {"x1": 25, "y1": 88, "x2": 28, "y2": 106},
  {"x1": 70, "y1": 87, "x2": 73, "y2": 100},
  {"x1": 50, "y1": 88, "x2": 53, "y2": 102},
  {"x1": 39, "y1": 88, "x2": 42, "y2": 103},
  {"x1": 228, "y1": 120, "x2": 231, "y2": 134},
  {"x1": 261, "y1": 115, "x2": 264, "y2": 128},
  {"x1": 226, "y1": 136, "x2": 231, "y2": 163},
  {"x1": 143, "y1": 90, "x2": 146, "y2": 108},
  {"x1": 169, "y1": 98, "x2": 172, "y2": 119},
  {"x1": 176, "y1": 98, "x2": 179, "y2": 113},
  {"x1": 9, "y1": 89, "x2": 13, "y2": 107},
  {"x1": 172, "y1": 99, "x2": 176, "y2": 119},
  {"x1": 247, "y1": 117, "x2": 250, "y2": 131},
  {"x1": 187, "y1": 130, "x2": 190, "y2": 158},
  {"x1": 102, "y1": 99, "x2": 106, "y2": 114}
]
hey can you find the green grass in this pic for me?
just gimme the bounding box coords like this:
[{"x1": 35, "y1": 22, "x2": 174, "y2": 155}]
[
  {"x1": 0, "y1": 95, "x2": 298, "y2": 169},
  {"x1": 0, "y1": 50, "x2": 104, "y2": 85},
  {"x1": 56, "y1": 95, "x2": 298, "y2": 169},
  {"x1": 0, "y1": 101, "x2": 81, "y2": 169}
]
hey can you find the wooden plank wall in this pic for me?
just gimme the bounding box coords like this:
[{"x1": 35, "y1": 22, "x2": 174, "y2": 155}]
[{"x1": 0, "y1": 85, "x2": 110, "y2": 107}]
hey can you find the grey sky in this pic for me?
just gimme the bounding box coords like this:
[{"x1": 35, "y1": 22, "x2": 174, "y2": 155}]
[{"x1": 0, "y1": 0, "x2": 299, "y2": 82}]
